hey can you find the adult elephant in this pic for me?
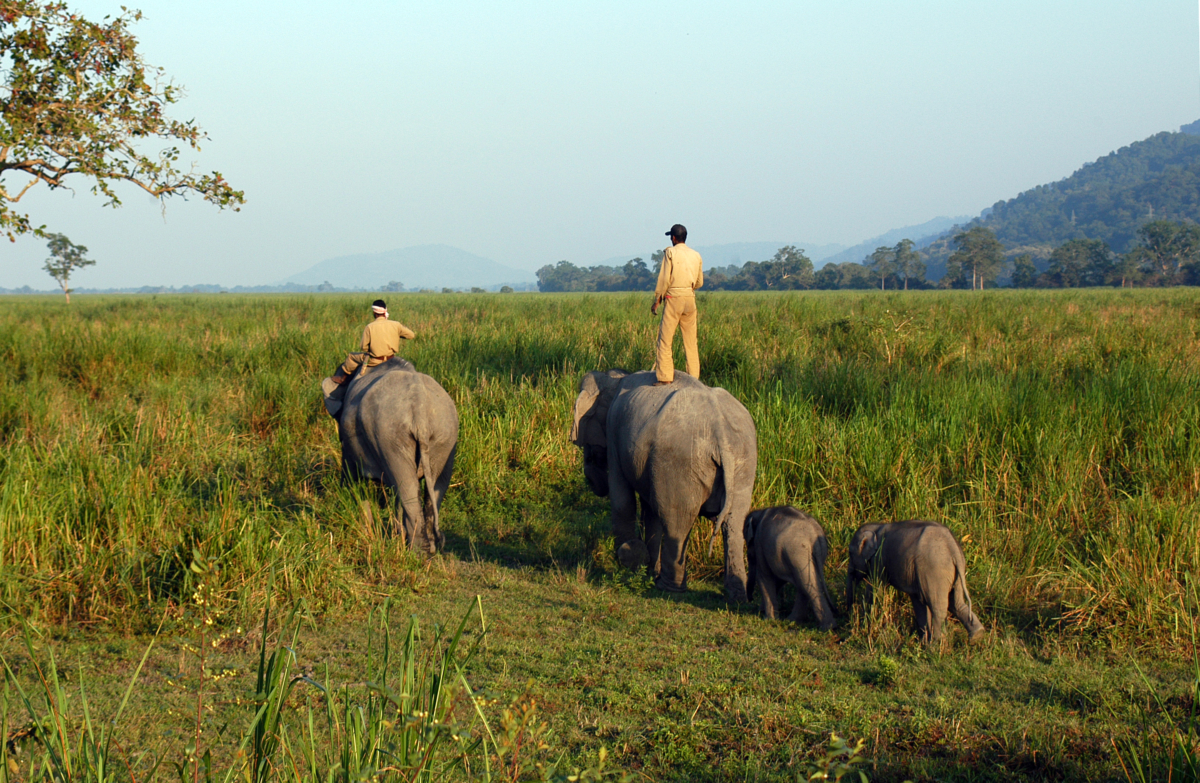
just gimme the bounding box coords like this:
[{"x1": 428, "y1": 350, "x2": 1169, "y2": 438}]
[
  {"x1": 571, "y1": 370, "x2": 757, "y2": 602},
  {"x1": 321, "y1": 358, "x2": 458, "y2": 554}
]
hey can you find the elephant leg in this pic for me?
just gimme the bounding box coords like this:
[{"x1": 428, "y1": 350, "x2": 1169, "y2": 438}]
[
  {"x1": 720, "y1": 491, "x2": 752, "y2": 603},
  {"x1": 793, "y1": 560, "x2": 835, "y2": 630},
  {"x1": 785, "y1": 579, "x2": 810, "y2": 623},
  {"x1": 608, "y1": 452, "x2": 638, "y2": 541},
  {"x1": 924, "y1": 588, "x2": 950, "y2": 647},
  {"x1": 641, "y1": 501, "x2": 663, "y2": 576},
  {"x1": 423, "y1": 443, "x2": 456, "y2": 551},
  {"x1": 381, "y1": 446, "x2": 428, "y2": 554},
  {"x1": 654, "y1": 511, "x2": 690, "y2": 592},
  {"x1": 759, "y1": 569, "x2": 782, "y2": 620},
  {"x1": 815, "y1": 554, "x2": 838, "y2": 630},
  {"x1": 611, "y1": 457, "x2": 651, "y2": 572},
  {"x1": 645, "y1": 508, "x2": 669, "y2": 583},
  {"x1": 638, "y1": 498, "x2": 654, "y2": 542},
  {"x1": 910, "y1": 594, "x2": 931, "y2": 643}
]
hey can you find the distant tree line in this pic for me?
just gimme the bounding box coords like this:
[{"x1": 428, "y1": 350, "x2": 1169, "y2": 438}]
[
  {"x1": 912, "y1": 220, "x2": 1200, "y2": 289},
  {"x1": 537, "y1": 219, "x2": 1200, "y2": 293},
  {"x1": 953, "y1": 220, "x2": 1200, "y2": 289},
  {"x1": 539, "y1": 245, "x2": 892, "y2": 292},
  {"x1": 535, "y1": 254, "x2": 661, "y2": 292}
]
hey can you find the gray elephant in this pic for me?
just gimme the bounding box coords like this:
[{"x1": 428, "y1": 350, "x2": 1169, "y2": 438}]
[
  {"x1": 846, "y1": 520, "x2": 985, "y2": 645},
  {"x1": 744, "y1": 507, "x2": 836, "y2": 630},
  {"x1": 571, "y1": 369, "x2": 757, "y2": 601},
  {"x1": 321, "y1": 358, "x2": 458, "y2": 554}
]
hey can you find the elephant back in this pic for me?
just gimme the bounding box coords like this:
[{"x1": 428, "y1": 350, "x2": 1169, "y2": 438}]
[{"x1": 338, "y1": 363, "x2": 458, "y2": 478}]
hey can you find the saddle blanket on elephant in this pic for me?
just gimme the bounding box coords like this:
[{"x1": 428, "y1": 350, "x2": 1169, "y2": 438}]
[{"x1": 322, "y1": 356, "x2": 415, "y2": 417}]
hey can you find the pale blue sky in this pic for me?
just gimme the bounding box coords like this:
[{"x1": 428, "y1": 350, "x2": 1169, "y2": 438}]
[{"x1": 4, "y1": 0, "x2": 1198, "y2": 287}]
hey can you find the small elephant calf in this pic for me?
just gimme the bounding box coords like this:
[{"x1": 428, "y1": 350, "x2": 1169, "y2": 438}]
[
  {"x1": 847, "y1": 520, "x2": 985, "y2": 646},
  {"x1": 744, "y1": 507, "x2": 836, "y2": 630}
]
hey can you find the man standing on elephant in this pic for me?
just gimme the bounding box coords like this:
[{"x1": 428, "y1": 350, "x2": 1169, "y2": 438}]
[
  {"x1": 651, "y1": 224, "x2": 704, "y2": 384},
  {"x1": 331, "y1": 299, "x2": 415, "y2": 385}
]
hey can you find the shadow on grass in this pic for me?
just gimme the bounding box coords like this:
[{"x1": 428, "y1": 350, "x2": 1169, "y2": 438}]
[
  {"x1": 1027, "y1": 679, "x2": 1103, "y2": 715},
  {"x1": 440, "y1": 530, "x2": 566, "y2": 569},
  {"x1": 440, "y1": 503, "x2": 608, "y2": 571},
  {"x1": 984, "y1": 598, "x2": 1082, "y2": 659}
]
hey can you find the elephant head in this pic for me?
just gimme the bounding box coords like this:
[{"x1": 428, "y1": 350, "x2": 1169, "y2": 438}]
[
  {"x1": 570, "y1": 369, "x2": 628, "y2": 496},
  {"x1": 846, "y1": 522, "x2": 886, "y2": 606}
]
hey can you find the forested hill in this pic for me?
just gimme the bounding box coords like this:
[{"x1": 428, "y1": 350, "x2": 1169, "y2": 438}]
[{"x1": 967, "y1": 130, "x2": 1200, "y2": 255}]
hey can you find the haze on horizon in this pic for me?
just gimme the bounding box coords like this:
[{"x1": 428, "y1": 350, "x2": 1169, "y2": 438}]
[{"x1": 2, "y1": 0, "x2": 1198, "y2": 289}]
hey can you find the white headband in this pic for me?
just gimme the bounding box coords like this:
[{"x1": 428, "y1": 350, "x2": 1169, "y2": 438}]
[{"x1": 372, "y1": 305, "x2": 387, "y2": 315}]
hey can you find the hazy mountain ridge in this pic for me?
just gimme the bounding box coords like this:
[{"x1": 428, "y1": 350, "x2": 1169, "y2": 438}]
[
  {"x1": 283, "y1": 244, "x2": 537, "y2": 290},
  {"x1": 816, "y1": 216, "x2": 974, "y2": 267},
  {"x1": 952, "y1": 128, "x2": 1200, "y2": 257}
]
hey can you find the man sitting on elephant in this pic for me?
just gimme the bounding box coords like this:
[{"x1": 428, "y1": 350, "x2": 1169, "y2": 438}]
[{"x1": 332, "y1": 299, "x2": 416, "y2": 386}]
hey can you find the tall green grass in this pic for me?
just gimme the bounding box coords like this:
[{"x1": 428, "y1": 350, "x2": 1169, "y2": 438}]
[{"x1": 0, "y1": 290, "x2": 1196, "y2": 648}]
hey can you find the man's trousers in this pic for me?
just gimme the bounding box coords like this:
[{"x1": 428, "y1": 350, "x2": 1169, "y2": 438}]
[
  {"x1": 339, "y1": 351, "x2": 393, "y2": 378},
  {"x1": 654, "y1": 295, "x2": 699, "y2": 383}
]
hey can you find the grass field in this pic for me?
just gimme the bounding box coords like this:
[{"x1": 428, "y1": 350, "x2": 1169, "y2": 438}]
[{"x1": 1, "y1": 289, "x2": 1198, "y2": 781}]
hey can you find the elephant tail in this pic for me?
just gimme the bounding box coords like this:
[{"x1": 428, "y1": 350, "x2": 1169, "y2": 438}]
[
  {"x1": 419, "y1": 442, "x2": 442, "y2": 550},
  {"x1": 952, "y1": 562, "x2": 971, "y2": 608},
  {"x1": 950, "y1": 551, "x2": 984, "y2": 637},
  {"x1": 950, "y1": 545, "x2": 972, "y2": 610},
  {"x1": 707, "y1": 427, "x2": 740, "y2": 559},
  {"x1": 811, "y1": 539, "x2": 837, "y2": 629}
]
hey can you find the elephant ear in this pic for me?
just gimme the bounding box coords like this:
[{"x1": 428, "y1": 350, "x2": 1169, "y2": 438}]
[
  {"x1": 855, "y1": 528, "x2": 881, "y2": 565},
  {"x1": 571, "y1": 371, "x2": 620, "y2": 448},
  {"x1": 743, "y1": 510, "x2": 762, "y2": 546}
]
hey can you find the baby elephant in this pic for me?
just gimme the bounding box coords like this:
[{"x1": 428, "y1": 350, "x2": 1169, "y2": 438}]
[
  {"x1": 847, "y1": 520, "x2": 985, "y2": 646},
  {"x1": 744, "y1": 507, "x2": 836, "y2": 630}
]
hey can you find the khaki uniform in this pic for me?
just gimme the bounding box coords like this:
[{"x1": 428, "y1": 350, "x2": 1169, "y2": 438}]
[
  {"x1": 653, "y1": 243, "x2": 704, "y2": 383},
  {"x1": 340, "y1": 317, "x2": 415, "y2": 377}
]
